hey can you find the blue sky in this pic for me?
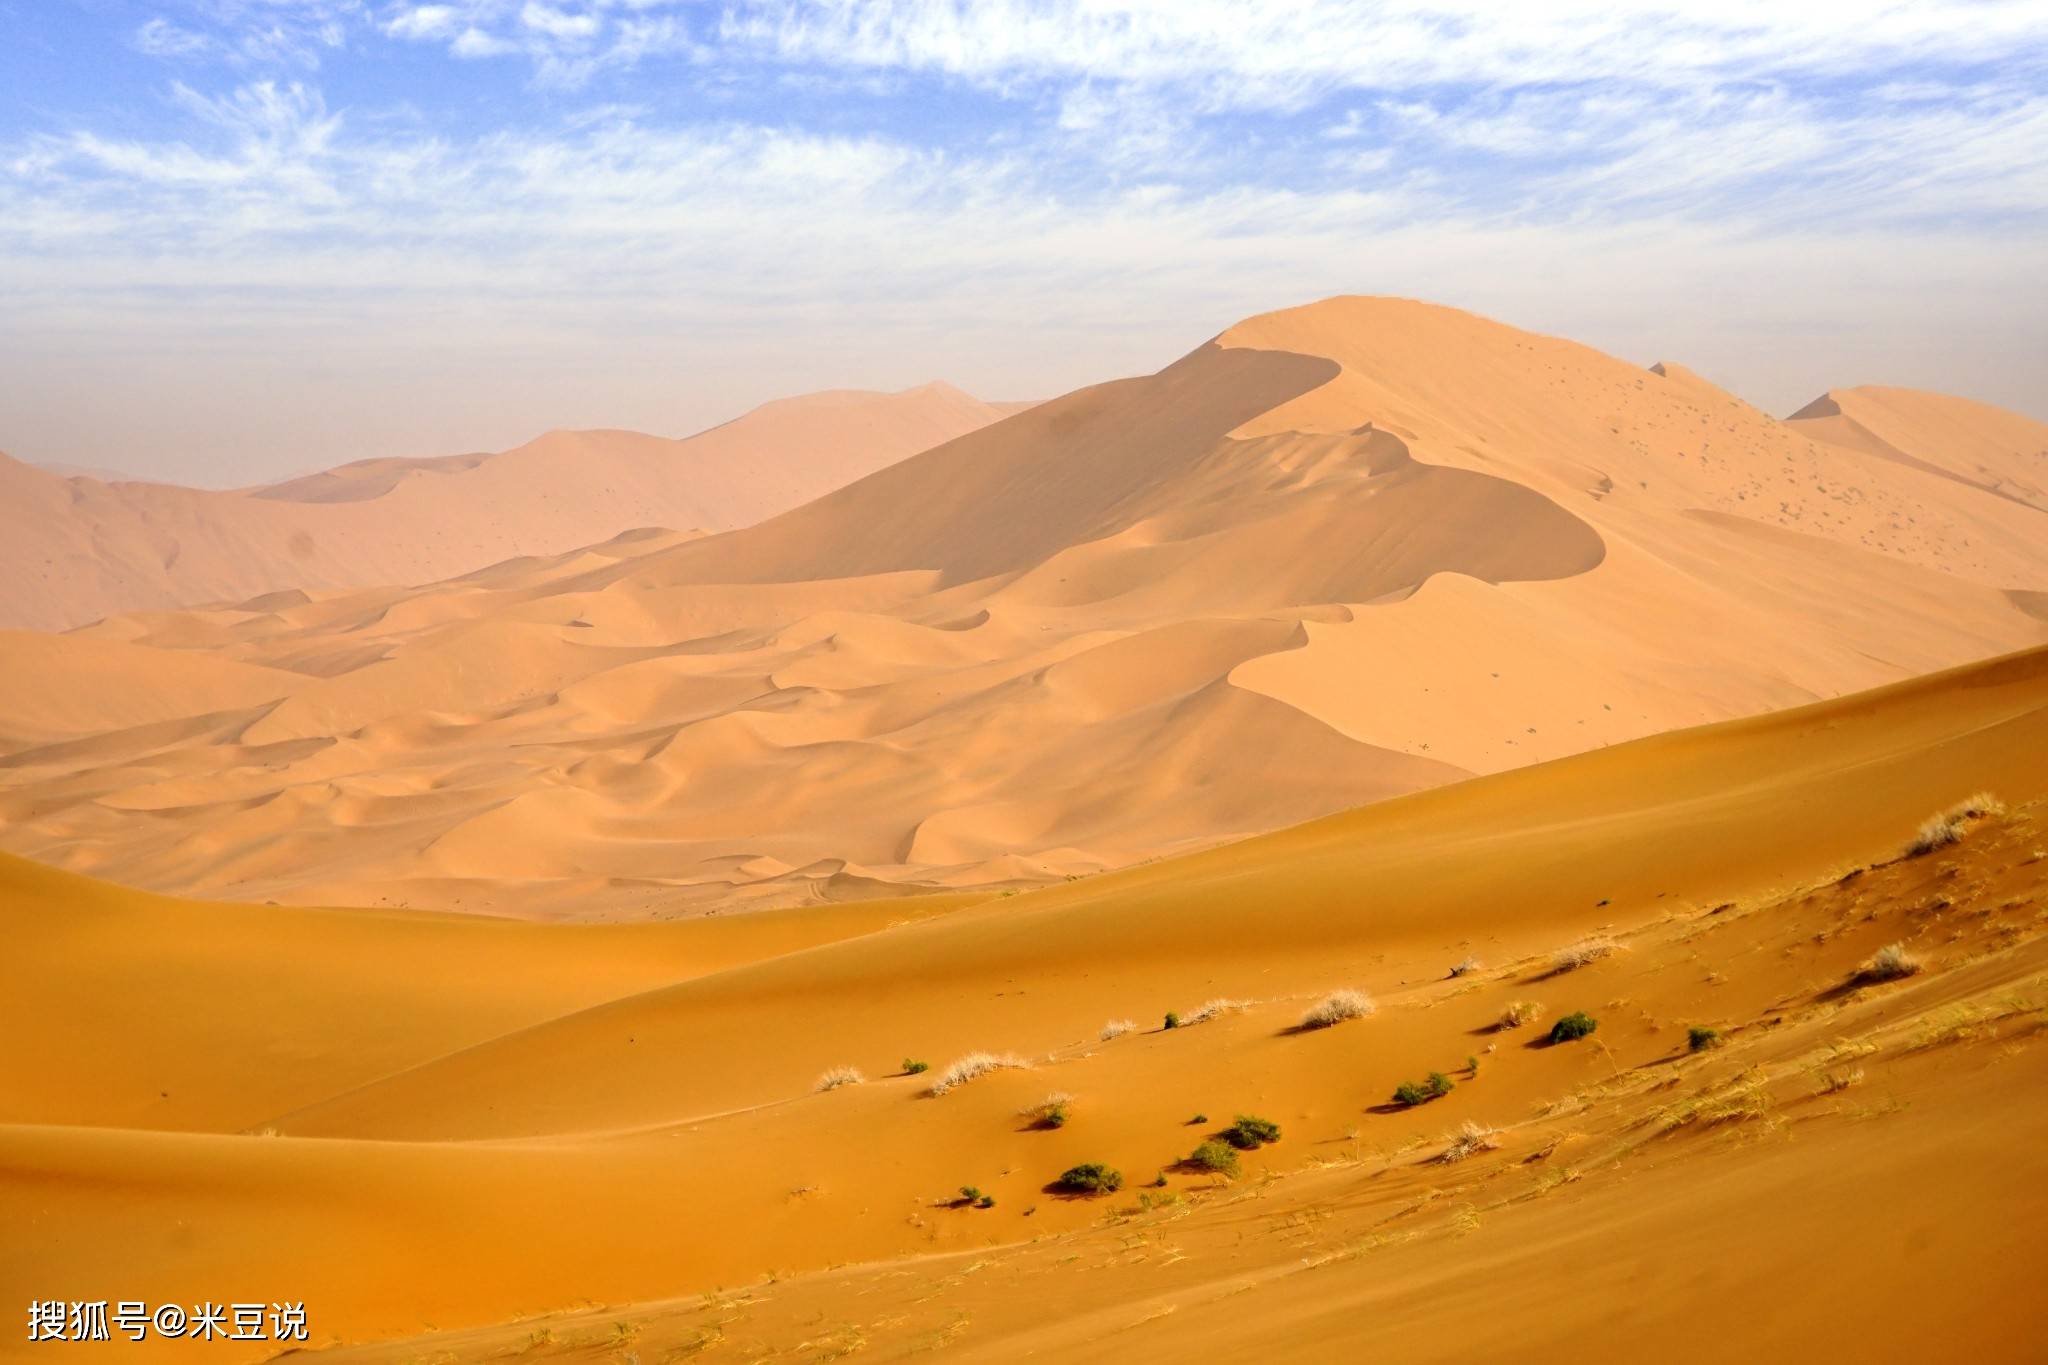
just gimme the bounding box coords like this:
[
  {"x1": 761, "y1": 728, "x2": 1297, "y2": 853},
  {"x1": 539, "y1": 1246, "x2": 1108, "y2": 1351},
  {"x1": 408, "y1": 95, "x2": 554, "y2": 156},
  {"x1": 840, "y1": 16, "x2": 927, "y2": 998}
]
[{"x1": 3, "y1": 1, "x2": 2045, "y2": 484}]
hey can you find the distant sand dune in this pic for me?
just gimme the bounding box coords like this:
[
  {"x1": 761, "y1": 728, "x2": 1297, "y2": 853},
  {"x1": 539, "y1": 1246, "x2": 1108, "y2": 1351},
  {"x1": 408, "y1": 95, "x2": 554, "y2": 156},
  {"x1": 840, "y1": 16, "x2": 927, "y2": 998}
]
[{"x1": 0, "y1": 297, "x2": 2043, "y2": 917}]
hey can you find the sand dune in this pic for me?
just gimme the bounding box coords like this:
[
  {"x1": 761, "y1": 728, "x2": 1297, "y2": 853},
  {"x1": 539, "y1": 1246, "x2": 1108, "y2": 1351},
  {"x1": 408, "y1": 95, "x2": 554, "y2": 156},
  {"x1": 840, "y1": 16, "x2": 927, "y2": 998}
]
[
  {"x1": 0, "y1": 382, "x2": 1021, "y2": 631},
  {"x1": 1, "y1": 297, "x2": 2041, "y2": 916},
  {"x1": 5, "y1": 647, "x2": 2046, "y2": 1359}
]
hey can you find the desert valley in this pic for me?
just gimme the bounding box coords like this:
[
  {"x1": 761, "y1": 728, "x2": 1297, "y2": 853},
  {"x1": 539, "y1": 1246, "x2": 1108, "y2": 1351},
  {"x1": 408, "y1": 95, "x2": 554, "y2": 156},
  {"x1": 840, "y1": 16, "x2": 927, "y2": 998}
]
[{"x1": 5, "y1": 288, "x2": 2048, "y2": 1361}]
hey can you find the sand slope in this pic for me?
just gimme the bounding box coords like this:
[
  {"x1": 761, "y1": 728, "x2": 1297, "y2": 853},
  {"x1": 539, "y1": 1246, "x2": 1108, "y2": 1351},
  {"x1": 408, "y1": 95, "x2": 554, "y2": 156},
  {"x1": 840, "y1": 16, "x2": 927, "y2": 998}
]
[
  {"x1": 5, "y1": 647, "x2": 2047, "y2": 1359},
  {"x1": 1, "y1": 298, "x2": 2042, "y2": 915},
  {"x1": 0, "y1": 382, "x2": 1020, "y2": 631}
]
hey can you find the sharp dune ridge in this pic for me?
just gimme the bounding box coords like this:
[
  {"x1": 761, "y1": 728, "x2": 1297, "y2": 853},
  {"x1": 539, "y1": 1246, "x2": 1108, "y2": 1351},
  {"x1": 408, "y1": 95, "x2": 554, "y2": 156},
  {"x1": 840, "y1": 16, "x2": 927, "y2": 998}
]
[
  {"x1": 5, "y1": 644, "x2": 2048, "y2": 1360},
  {"x1": 0, "y1": 296, "x2": 2042, "y2": 918},
  {"x1": 0, "y1": 381, "x2": 1024, "y2": 633}
]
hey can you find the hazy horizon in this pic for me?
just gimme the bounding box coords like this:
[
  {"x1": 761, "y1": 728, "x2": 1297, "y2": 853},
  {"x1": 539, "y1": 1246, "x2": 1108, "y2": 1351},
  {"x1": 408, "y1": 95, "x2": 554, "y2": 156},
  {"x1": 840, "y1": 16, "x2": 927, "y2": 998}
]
[{"x1": 4, "y1": 0, "x2": 2045, "y2": 486}]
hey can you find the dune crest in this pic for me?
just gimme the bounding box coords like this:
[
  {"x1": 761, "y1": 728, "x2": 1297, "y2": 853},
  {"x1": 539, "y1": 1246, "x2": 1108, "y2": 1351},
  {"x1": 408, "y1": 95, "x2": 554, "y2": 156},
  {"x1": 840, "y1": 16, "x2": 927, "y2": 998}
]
[
  {"x1": 0, "y1": 297, "x2": 2043, "y2": 917},
  {"x1": 0, "y1": 382, "x2": 1023, "y2": 632}
]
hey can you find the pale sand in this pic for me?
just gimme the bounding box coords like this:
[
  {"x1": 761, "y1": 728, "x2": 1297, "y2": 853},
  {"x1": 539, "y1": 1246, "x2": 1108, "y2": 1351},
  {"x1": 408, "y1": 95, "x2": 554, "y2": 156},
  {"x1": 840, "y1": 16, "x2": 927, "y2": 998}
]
[
  {"x1": 0, "y1": 298, "x2": 2041, "y2": 916},
  {"x1": 0, "y1": 382, "x2": 1022, "y2": 632},
  {"x1": 4, "y1": 646, "x2": 2047, "y2": 1359}
]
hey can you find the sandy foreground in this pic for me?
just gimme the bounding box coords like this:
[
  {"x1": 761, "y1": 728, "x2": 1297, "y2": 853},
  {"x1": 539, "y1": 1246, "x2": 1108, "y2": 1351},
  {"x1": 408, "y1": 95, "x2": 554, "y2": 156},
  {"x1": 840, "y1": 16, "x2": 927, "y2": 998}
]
[
  {"x1": 1, "y1": 298, "x2": 2043, "y2": 918},
  {"x1": 6, "y1": 643, "x2": 2048, "y2": 1360}
]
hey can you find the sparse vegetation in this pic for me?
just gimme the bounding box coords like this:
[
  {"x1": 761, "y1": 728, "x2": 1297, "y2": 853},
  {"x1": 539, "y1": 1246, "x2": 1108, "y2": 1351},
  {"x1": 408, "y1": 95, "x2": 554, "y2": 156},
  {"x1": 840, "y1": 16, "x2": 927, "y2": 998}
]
[
  {"x1": 1552, "y1": 937, "x2": 1618, "y2": 973},
  {"x1": 1438, "y1": 1120, "x2": 1500, "y2": 1163},
  {"x1": 1448, "y1": 956, "x2": 1481, "y2": 978},
  {"x1": 814, "y1": 1065, "x2": 865, "y2": 1092},
  {"x1": 1180, "y1": 998, "x2": 1248, "y2": 1026},
  {"x1": 1859, "y1": 942, "x2": 1922, "y2": 983},
  {"x1": 974, "y1": 1193, "x2": 995, "y2": 1209},
  {"x1": 1099, "y1": 1019, "x2": 1136, "y2": 1041},
  {"x1": 1908, "y1": 792, "x2": 2005, "y2": 856},
  {"x1": 901, "y1": 1058, "x2": 929, "y2": 1075},
  {"x1": 1687, "y1": 1026, "x2": 1722, "y2": 1052},
  {"x1": 1393, "y1": 1072, "x2": 1455, "y2": 1106},
  {"x1": 1299, "y1": 989, "x2": 1374, "y2": 1029},
  {"x1": 1188, "y1": 1140, "x2": 1240, "y2": 1176},
  {"x1": 927, "y1": 1051, "x2": 1029, "y2": 1096},
  {"x1": 1188, "y1": 1112, "x2": 1208, "y2": 1125},
  {"x1": 1056, "y1": 1163, "x2": 1123, "y2": 1195},
  {"x1": 1022, "y1": 1093, "x2": 1073, "y2": 1129},
  {"x1": 1221, "y1": 1114, "x2": 1281, "y2": 1149},
  {"x1": 1163, "y1": 1011, "x2": 1182, "y2": 1030},
  {"x1": 1549, "y1": 1011, "x2": 1598, "y2": 1043},
  {"x1": 958, "y1": 1185, "x2": 984, "y2": 1204},
  {"x1": 1498, "y1": 999, "x2": 1543, "y2": 1030}
]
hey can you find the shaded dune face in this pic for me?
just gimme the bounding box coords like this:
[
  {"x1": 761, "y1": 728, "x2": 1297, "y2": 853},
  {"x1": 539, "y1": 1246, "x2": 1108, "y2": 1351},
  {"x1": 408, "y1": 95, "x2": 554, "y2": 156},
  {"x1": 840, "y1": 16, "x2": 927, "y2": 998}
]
[
  {"x1": 5, "y1": 648, "x2": 2048, "y2": 1362},
  {"x1": 0, "y1": 298, "x2": 2042, "y2": 917}
]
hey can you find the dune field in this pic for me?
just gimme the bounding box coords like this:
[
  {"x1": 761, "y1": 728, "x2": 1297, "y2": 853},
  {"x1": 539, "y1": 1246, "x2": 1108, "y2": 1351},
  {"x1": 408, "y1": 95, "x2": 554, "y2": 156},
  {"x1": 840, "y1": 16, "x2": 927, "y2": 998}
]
[
  {"x1": 1, "y1": 299, "x2": 2043, "y2": 917},
  {"x1": 5, "y1": 294, "x2": 2048, "y2": 1362},
  {"x1": 0, "y1": 383, "x2": 1024, "y2": 632},
  {"x1": 6, "y1": 645, "x2": 2048, "y2": 1360}
]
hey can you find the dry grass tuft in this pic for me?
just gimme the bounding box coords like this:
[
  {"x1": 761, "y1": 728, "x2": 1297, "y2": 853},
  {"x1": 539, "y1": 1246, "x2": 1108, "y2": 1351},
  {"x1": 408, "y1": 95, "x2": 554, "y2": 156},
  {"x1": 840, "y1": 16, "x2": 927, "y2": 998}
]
[
  {"x1": 1022, "y1": 1092, "x2": 1074, "y2": 1128},
  {"x1": 1552, "y1": 937, "x2": 1618, "y2": 973},
  {"x1": 1438, "y1": 1120, "x2": 1501, "y2": 1164},
  {"x1": 1098, "y1": 1019, "x2": 1136, "y2": 1042},
  {"x1": 1908, "y1": 792, "x2": 2005, "y2": 856},
  {"x1": 1448, "y1": 955, "x2": 1482, "y2": 978},
  {"x1": 1497, "y1": 999, "x2": 1544, "y2": 1030},
  {"x1": 927, "y1": 1051, "x2": 1029, "y2": 1096},
  {"x1": 1859, "y1": 941, "x2": 1922, "y2": 983},
  {"x1": 1180, "y1": 998, "x2": 1249, "y2": 1026},
  {"x1": 1299, "y1": 989, "x2": 1375, "y2": 1029},
  {"x1": 814, "y1": 1066, "x2": 865, "y2": 1092}
]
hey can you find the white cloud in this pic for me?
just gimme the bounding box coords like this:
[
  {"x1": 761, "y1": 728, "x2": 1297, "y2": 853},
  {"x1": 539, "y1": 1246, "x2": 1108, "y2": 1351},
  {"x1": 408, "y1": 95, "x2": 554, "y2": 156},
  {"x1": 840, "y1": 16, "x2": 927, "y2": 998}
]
[{"x1": 385, "y1": 5, "x2": 462, "y2": 40}]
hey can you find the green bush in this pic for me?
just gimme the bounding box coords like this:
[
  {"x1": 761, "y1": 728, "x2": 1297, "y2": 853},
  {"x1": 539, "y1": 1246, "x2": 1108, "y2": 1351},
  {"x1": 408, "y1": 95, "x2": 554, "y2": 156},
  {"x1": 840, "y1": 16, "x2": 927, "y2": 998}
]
[
  {"x1": 958, "y1": 1185, "x2": 983, "y2": 1203},
  {"x1": 1164, "y1": 1011, "x2": 1182, "y2": 1030},
  {"x1": 1550, "y1": 1011, "x2": 1598, "y2": 1043},
  {"x1": 1057, "y1": 1163, "x2": 1123, "y2": 1195},
  {"x1": 1188, "y1": 1140, "x2": 1240, "y2": 1176},
  {"x1": 1188, "y1": 1112, "x2": 1207, "y2": 1125},
  {"x1": 1687, "y1": 1026, "x2": 1721, "y2": 1052},
  {"x1": 974, "y1": 1193, "x2": 995, "y2": 1209},
  {"x1": 1393, "y1": 1072, "x2": 1455, "y2": 1107},
  {"x1": 1221, "y1": 1114, "x2": 1281, "y2": 1150},
  {"x1": 903, "y1": 1058, "x2": 930, "y2": 1075}
]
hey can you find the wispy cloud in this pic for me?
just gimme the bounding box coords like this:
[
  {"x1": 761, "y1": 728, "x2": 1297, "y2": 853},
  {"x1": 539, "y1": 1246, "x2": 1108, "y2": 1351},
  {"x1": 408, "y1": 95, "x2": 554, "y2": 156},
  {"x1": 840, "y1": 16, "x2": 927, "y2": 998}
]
[{"x1": 2, "y1": 1, "x2": 2044, "y2": 480}]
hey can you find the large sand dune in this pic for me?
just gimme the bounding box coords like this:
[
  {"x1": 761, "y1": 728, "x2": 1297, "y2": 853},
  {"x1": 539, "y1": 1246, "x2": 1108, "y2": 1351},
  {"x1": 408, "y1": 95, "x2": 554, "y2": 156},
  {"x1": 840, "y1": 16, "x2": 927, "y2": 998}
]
[
  {"x1": 6, "y1": 647, "x2": 2047, "y2": 1359},
  {"x1": 0, "y1": 383, "x2": 1022, "y2": 632},
  {"x1": 1, "y1": 298, "x2": 2042, "y2": 916}
]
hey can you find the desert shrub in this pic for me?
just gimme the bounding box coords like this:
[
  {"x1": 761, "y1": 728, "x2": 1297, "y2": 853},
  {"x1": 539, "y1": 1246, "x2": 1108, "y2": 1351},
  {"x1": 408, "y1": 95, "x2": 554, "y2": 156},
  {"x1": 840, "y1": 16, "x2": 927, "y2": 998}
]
[
  {"x1": 1057, "y1": 1163, "x2": 1123, "y2": 1195},
  {"x1": 1300, "y1": 989, "x2": 1375, "y2": 1029},
  {"x1": 1099, "y1": 1019, "x2": 1136, "y2": 1041},
  {"x1": 1861, "y1": 942, "x2": 1922, "y2": 982},
  {"x1": 1023, "y1": 1093, "x2": 1073, "y2": 1129},
  {"x1": 1163, "y1": 1011, "x2": 1182, "y2": 1030},
  {"x1": 1188, "y1": 1112, "x2": 1208, "y2": 1125},
  {"x1": 1393, "y1": 1072, "x2": 1455, "y2": 1106},
  {"x1": 1908, "y1": 793, "x2": 2005, "y2": 857},
  {"x1": 1182, "y1": 998, "x2": 1248, "y2": 1026},
  {"x1": 1448, "y1": 956, "x2": 1481, "y2": 978},
  {"x1": 974, "y1": 1193, "x2": 995, "y2": 1208},
  {"x1": 901, "y1": 1058, "x2": 929, "y2": 1075},
  {"x1": 1152, "y1": 1172, "x2": 1169, "y2": 1187},
  {"x1": 1549, "y1": 1011, "x2": 1598, "y2": 1043},
  {"x1": 1221, "y1": 1114, "x2": 1281, "y2": 1149},
  {"x1": 1552, "y1": 938, "x2": 1617, "y2": 973},
  {"x1": 927, "y1": 1051, "x2": 1029, "y2": 1096},
  {"x1": 958, "y1": 1185, "x2": 984, "y2": 1203},
  {"x1": 1688, "y1": 1026, "x2": 1722, "y2": 1052},
  {"x1": 1498, "y1": 1000, "x2": 1543, "y2": 1030},
  {"x1": 1438, "y1": 1120, "x2": 1500, "y2": 1163},
  {"x1": 814, "y1": 1066, "x2": 865, "y2": 1092},
  {"x1": 1188, "y1": 1140, "x2": 1240, "y2": 1176}
]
